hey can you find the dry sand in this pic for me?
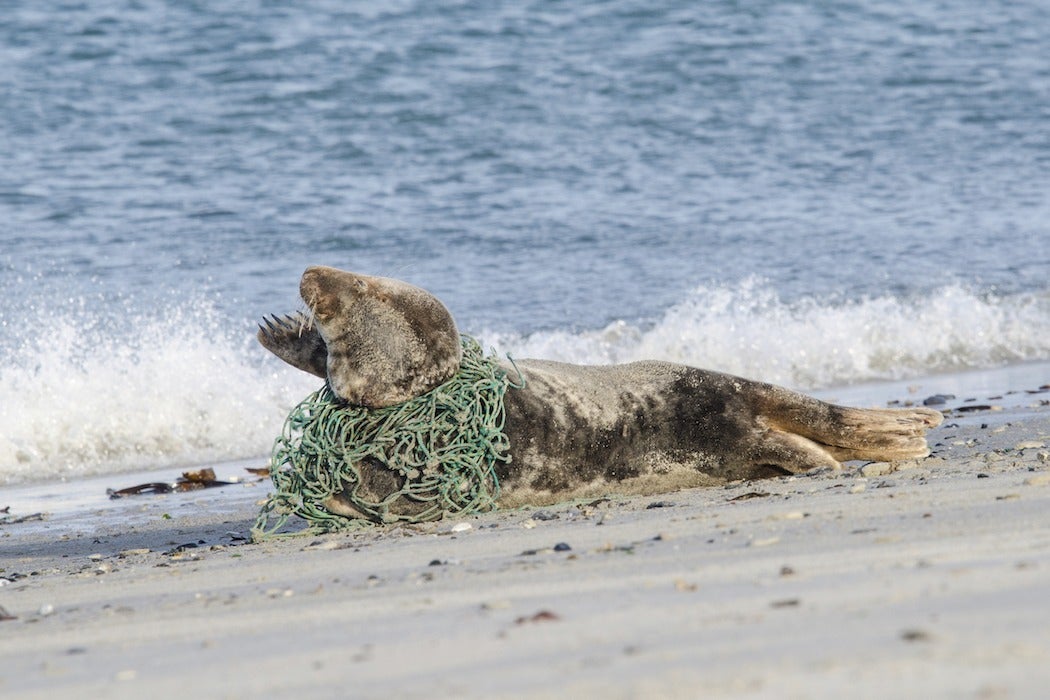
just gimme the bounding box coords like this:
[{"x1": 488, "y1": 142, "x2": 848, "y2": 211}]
[{"x1": 2, "y1": 393, "x2": 1050, "y2": 699}]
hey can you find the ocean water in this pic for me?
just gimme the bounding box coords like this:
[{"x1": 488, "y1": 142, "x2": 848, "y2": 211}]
[{"x1": 1, "y1": 0, "x2": 1048, "y2": 485}]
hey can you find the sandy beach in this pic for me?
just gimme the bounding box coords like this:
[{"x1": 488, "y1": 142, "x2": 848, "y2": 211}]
[{"x1": 2, "y1": 381, "x2": 1049, "y2": 700}]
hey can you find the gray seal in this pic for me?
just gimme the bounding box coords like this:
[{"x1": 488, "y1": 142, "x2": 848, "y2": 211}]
[{"x1": 259, "y1": 266, "x2": 942, "y2": 508}]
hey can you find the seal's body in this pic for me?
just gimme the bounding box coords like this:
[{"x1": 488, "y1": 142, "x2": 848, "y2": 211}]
[{"x1": 259, "y1": 266, "x2": 942, "y2": 509}]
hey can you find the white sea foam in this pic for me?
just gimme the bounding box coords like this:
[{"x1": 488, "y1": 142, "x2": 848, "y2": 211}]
[
  {"x1": 1, "y1": 283, "x2": 1047, "y2": 485},
  {"x1": 480, "y1": 282, "x2": 1050, "y2": 390},
  {"x1": 0, "y1": 298, "x2": 318, "y2": 485}
]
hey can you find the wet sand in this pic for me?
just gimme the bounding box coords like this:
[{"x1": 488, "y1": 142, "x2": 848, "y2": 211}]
[{"x1": 2, "y1": 387, "x2": 1049, "y2": 699}]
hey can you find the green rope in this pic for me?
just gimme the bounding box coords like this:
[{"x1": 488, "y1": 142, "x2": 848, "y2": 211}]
[{"x1": 252, "y1": 336, "x2": 522, "y2": 539}]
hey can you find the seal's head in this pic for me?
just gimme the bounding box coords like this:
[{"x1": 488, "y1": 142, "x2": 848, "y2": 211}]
[{"x1": 259, "y1": 266, "x2": 462, "y2": 408}]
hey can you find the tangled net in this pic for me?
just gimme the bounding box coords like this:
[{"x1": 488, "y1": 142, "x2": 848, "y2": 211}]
[{"x1": 252, "y1": 336, "x2": 521, "y2": 539}]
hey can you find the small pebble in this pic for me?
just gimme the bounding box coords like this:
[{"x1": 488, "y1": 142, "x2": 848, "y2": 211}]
[
  {"x1": 768, "y1": 511, "x2": 804, "y2": 521},
  {"x1": 860, "y1": 462, "x2": 894, "y2": 477},
  {"x1": 265, "y1": 588, "x2": 294, "y2": 598},
  {"x1": 900, "y1": 629, "x2": 932, "y2": 643},
  {"x1": 553, "y1": 542, "x2": 572, "y2": 552},
  {"x1": 449, "y1": 522, "x2": 472, "y2": 533},
  {"x1": 923, "y1": 394, "x2": 954, "y2": 406},
  {"x1": 749, "y1": 536, "x2": 780, "y2": 548},
  {"x1": 849, "y1": 483, "x2": 867, "y2": 494},
  {"x1": 38, "y1": 604, "x2": 55, "y2": 616}
]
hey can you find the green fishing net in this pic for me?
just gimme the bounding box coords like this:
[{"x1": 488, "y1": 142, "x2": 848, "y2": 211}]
[{"x1": 252, "y1": 336, "x2": 521, "y2": 539}]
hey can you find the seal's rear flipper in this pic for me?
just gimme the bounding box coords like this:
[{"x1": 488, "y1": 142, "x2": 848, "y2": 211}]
[
  {"x1": 257, "y1": 312, "x2": 328, "y2": 379},
  {"x1": 755, "y1": 384, "x2": 943, "y2": 464}
]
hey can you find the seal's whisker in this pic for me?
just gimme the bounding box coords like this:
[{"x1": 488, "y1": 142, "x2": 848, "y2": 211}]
[{"x1": 294, "y1": 305, "x2": 315, "y2": 336}]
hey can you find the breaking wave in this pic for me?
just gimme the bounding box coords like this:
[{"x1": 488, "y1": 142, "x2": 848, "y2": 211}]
[
  {"x1": 480, "y1": 282, "x2": 1050, "y2": 390},
  {"x1": 0, "y1": 297, "x2": 317, "y2": 485}
]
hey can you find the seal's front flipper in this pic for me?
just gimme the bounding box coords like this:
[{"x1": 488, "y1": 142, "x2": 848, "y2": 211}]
[
  {"x1": 257, "y1": 312, "x2": 328, "y2": 379},
  {"x1": 745, "y1": 429, "x2": 843, "y2": 476}
]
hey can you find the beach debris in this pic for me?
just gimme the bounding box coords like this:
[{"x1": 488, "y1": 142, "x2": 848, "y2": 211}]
[
  {"x1": 770, "y1": 598, "x2": 800, "y2": 608},
  {"x1": 449, "y1": 522, "x2": 472, "y2": 533},
  {"x1": 520, "y1": 518, "x2": 537, "y2": 529},
  {"x1": 849, "y1": 483, "x2": 867, "y2": 494},
  {"x1": 0, "y1": 511, "x2": 48, "y2": 525},
  {"x1": 646, "y1": 500, "x2": 675, "y2": 509},
  {"x1": 674, "y1": 579, "x2": 698, "y2": 592},
  {"x1": 107, "y1": 467, "x2": 244, "y2": 499},
  {"x1": 779, "y1": 565, "x2": 796, "y2": 577},
  {"x1": 518, "y1": 547, "x2": 552, "y2": 556},
  {"x1": 952, "y1": 405, "x2": 1001, "y2": 414},
  {"x1": 1015, "y1": 441, "x2": 1046, "y2": 451},
  {"x1": 38, "y1": 603, "x2": 55, "y2": 617},
  {"x1": 923, "y1": 394, "x2": 955, "y2": 406},
  {"x1": 514, "y1": 610, "x2": 560, "y2": 625},
  {"x1": 164, "y1": 542, "x2": 201, "y2": 558},
  {"x1": 729, "y1": 491, "x2": 770, "y2": 502},
  {"x1": 119, "y1": 548, "x2": 151, "y2": 558},
  {"x1": 0, "y1": 605, "x2": 16, "y2": 621},
  {"x1": 532, "y1": 510, "x2": 560, "y2": 521}
]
